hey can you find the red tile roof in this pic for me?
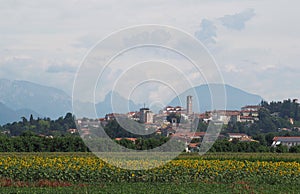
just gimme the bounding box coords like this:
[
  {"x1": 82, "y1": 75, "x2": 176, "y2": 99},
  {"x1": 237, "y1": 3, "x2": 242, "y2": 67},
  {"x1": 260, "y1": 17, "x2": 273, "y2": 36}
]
[
  {"x1": 227, "y1": 133, "x2": 248, "y2": 137},
  {"x1": 273, "y1": 136, "x2": 300, "y2": 142},
  {"x1": 188, "y1": 143, "x2": 199, "y2": 148},
  {"x1": 171, "y1": 132, "x2": 206, "y2": 138},
  {"x1": 115, "y1": 138, "x2": 137, "y2": 142}
]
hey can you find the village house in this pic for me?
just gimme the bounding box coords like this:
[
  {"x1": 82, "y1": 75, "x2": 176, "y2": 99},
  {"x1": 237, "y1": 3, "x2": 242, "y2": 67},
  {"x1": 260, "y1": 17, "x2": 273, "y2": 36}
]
[
  {"x1": 171, "y1": 131, "x2": 206, "y2": 141},
  {"x1": 241, "y1": 105, "x2": 260, "y2": 117},
  {"x1": 240, "y1": 116, "x2": 256, "y2": 123},
  {"x1": 186, "y1": 143, "x2": 200, "y2": 152},
  {"x1": 199, "y1": 110, "x2": 241, "y2": 125},
  {"x1": 127, "y1": 111, "x2": 140, "y2": 121},
  {"x1": 162, "y1": 106, "x2": 185, "y2": 114},
  {"x1": 105, "y1": 113, "x2": 126, "y2": 121},
  {"x1": 115, "y1": 137, "x2": 137, "y2": 143},
  {"x1": 67, "y1": 128, "x2": 77, "y2": 134},
  {"x1": 241, "y1": 105, "x2": 261, "y2": 112},
  {"x1": 227, "y1": 133, "x2": 257, "y2": 142},
  {"x1": 271, "y1": 136, "x2": 300, "y2": 148}
]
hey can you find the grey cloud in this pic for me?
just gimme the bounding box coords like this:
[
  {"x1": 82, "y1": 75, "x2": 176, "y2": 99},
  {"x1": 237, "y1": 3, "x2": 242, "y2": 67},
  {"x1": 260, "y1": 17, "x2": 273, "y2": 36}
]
[
  {"x1": 0, "y1": 56, "x2": 34, "y2": 76},
  {"x1": 219, "y1": 9, "x2": 255, "y2": 30},
  {"x1": 123, "y1": 29, "x2": 171, "y2": 46},
  {"x1": 46, "y1": 65, "x2": 76, "y2": 73},
  {"x1": 194, "y1": 19, "x2": 217, "y2": 45},
  {"x1": 72, "y1": 36, "x2": 99, "y2": 49}
]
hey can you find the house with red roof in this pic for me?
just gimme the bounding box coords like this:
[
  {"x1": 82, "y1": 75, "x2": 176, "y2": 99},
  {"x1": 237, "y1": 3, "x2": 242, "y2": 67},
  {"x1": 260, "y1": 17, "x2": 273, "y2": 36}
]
[{"x1": 271, "y1": 136, "x2": 300, "y2": 147}]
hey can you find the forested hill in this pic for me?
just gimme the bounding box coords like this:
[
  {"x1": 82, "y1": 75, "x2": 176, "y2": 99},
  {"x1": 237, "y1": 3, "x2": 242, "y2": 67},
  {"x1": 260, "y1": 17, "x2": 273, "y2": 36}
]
[
  {"x1": 0, "y1": 99, "x2": 300, "y2": 153},
  {"x1": 0, "y1": 113, "x2": 76, "y2": 136},
  {"x1": 1, "y1": 99, "x2": 300, "y2": 138},
  {"x1": 261, "y1": 99, "x2": 300, "y2": 121},
  {"x1": 223, "y1": 99, "x2": 300, "y2": 136}
]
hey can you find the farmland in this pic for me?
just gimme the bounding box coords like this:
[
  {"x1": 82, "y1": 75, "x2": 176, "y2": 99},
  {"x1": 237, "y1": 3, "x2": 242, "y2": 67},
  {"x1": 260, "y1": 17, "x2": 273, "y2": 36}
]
[{"x1": 0, "y1": 153, "x2": 299, "y2": 193}]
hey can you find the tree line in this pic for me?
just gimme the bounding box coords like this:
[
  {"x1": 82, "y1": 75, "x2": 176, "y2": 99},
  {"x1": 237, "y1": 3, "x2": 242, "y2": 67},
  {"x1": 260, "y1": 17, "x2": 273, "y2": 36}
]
[
  {"x1": 0, "y1": 133, "x2": 88, "y2": 152},
  {"x1": 0, "y1": 113, "x2": 76, "y2": 136},
  {"x1": 1, "y1": 132, "x2": 300, "y2": 153},
  {"x1": 209, "y1": 139, "x2": 300, "y2": 153}
]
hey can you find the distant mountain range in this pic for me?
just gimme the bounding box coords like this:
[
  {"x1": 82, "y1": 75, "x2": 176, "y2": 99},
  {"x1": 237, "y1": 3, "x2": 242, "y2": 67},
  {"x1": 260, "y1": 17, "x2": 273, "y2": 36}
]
[
  {"x1": 0, "y1": 79, "x2": 71, "y2": 121},
  {"x1": 95, "y1": 91, "x2": 143, "y2": 117},
  {"x1": 0, "y1": 79, "x2": 264, "y2": 125},
  {"x1": 169, "y1": 84, "x2": 263, "y2": 112},
  {"x1": 0, "y1": 102, "x2": 41, "y2": 124}
]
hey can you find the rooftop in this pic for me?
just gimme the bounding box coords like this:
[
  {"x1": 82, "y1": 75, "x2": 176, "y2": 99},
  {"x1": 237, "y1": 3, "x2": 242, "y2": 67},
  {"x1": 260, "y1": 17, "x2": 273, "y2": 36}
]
[{"x1": 273, "y1": 136, "x2": 300, "y2": 142}]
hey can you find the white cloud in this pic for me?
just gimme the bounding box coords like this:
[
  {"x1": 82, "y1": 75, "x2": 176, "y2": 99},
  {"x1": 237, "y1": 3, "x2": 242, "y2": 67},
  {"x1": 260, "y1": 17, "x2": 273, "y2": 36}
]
[
  {"x1": 0, "y1": 0, "x2": 300, "y2": 103},
  {"x1": 46, "y1": 65, "x2": 77, "y2": 73},
  {"x1": 219, "y1": 8, "x2": 255, "y2": 30},
  {"x1": 194, "y1": 19, "x2": 217, "y2": 45}
]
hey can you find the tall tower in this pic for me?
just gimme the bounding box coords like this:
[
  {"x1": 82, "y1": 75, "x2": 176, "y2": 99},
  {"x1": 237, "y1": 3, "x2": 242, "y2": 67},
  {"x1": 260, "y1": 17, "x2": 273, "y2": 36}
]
[
  {"x1": 139, "y1": 107, "x2": 153, "y2": 123},
  {"x1": 139, "y1": 108, "x2": 149, "y2": 123},
  {"x1": 187, "y1": 95, "x2": 192, "y2": 115}
]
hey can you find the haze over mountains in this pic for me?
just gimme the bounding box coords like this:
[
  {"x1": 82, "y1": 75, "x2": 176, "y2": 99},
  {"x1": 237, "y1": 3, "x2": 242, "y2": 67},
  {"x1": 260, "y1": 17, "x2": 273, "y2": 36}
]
[
  {"x1": 0, "y1": 102, "x2": 41, "y2": 125},
  {"x1": 169, "y1": 84, "x2": 263, "y2": 113},
  {"x1": 0, "y1": 79, "x2": 263, "y2": 125},
  {"x1": 0, "y1": 79, "x2": 71, "y2": 123}
]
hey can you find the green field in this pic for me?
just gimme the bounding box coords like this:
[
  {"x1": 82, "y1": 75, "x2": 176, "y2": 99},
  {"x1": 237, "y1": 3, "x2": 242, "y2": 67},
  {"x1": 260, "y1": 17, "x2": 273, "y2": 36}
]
[
  {"x1": 1, "y1": 182, "x2": 300, "y2": 194},
  {"x1": 0, "y1": 152, "x2": 299, "y2": 193}
]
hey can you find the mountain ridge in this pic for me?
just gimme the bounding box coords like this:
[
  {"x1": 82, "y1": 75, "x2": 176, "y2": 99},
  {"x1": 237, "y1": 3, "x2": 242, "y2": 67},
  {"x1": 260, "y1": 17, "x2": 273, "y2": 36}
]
[
  {"x1": 0, "y1": 79, "x2": 264, "y2": 124},
  {"x1": 169, "y1": 84, "x2": 263, "y2": 112},
  {"x1": 0, "y1": 79, "x2": 72, "y2": 119}
]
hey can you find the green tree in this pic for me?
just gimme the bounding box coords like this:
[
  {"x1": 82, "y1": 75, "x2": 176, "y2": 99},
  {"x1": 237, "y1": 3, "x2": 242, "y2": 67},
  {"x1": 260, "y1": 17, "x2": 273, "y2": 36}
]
[
  {"x1": 289, "y1": 145, "x2": 300, "y2": 153},
  {"x1": 275, "y1": 144, "x2": 289, "y2": 153},
  {"x1": 258, "y1": 108, "x2": 277, "y2": 133},
  {"x1": 30, "y1": 114, "x2": 34, "y2": 124}
]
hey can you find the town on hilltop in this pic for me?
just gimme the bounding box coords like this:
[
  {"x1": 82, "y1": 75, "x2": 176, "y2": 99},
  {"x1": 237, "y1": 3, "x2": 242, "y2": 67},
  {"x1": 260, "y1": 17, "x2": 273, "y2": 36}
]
[
  {"x1": 0, "y1": 97, "x2": 300, "y2": 153},
  {"x1": 76, "y1": 97, "x2": 300, "y2": 152}
]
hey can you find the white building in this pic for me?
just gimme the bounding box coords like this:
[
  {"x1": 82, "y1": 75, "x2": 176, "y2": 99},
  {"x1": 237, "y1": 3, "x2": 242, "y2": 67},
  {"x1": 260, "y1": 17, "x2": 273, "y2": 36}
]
[
  {"x1": 187, "y1": 95, "x2": 193, "y2": 115},
  {"x1": 272, "y1": 136, "x2": 300, "y2": 147},
  {"x1": 140, "y1": 108, "x2": 154, "y2": 123}
]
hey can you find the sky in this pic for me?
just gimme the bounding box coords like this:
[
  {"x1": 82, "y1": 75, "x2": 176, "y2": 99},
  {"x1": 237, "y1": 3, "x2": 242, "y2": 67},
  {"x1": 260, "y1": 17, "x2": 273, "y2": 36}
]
[{"x1": 1, "y1": 0, "x2": 300, "y2": 103}]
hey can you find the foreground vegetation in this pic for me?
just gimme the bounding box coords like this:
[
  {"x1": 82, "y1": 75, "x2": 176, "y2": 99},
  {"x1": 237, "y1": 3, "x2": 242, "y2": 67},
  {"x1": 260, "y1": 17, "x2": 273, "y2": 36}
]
[
  {"x1": 1, "y1": 133, "x2": 300, "y2": 153},
  {"x1": 0, "y1": 153, "x2": 299, "y2": 184},
  {"x1": 0, "y1": 99, "x2": 299, "y2": 192},
  {"x1": 1, "y1": 182, "x2": 299, "y2": 194},
  {"x1": 0, "y1": 152, "x2": 299, "y2": 193}
]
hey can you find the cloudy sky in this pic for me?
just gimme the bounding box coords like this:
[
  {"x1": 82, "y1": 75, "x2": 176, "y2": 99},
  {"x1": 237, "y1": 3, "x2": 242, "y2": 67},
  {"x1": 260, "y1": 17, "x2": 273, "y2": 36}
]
[{"x1": 1, "y1": 0, "x2": 299, "y2": 102}]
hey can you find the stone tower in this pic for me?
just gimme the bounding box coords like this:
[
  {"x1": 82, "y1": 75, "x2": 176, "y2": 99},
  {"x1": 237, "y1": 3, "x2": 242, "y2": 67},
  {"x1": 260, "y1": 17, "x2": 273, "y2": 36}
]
[{"x1": 187, "y1": 95, "x2": 192, "y2": 115}]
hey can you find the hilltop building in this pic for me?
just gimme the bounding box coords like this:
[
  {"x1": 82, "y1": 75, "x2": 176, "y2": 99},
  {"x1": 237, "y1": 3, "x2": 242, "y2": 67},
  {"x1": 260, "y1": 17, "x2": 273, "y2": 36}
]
[
  {"x1": 272, "y1": 136, "x2": 300, "y2": 148},
  {"x1": 139, "y1": 108, "x2": 154, "y2": 124},
  {"x1": 187, "y1": 95, "x2": 193, "y2": 115},
  {"x1": 162, "y1": 106, "x2": 185, "y2": 114}
]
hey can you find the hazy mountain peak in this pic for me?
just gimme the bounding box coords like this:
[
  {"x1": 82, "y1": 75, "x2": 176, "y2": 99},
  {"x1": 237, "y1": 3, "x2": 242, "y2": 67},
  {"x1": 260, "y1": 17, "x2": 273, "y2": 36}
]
[
  {"x1": 0, "y1": 79, "x2": 72, "y2": 119},
  {"x1": 0, "y1": 80, "x2": 263, "y2": 123},
  {"x1": 169, "y1": 83, "x2": 263, "y2": 112}
]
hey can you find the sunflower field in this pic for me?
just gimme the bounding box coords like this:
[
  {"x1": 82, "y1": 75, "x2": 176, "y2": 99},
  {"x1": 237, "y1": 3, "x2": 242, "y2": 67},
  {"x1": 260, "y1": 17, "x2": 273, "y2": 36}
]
[{"x1": 0, "y1": 153, "x2": 299, "y2": 186}]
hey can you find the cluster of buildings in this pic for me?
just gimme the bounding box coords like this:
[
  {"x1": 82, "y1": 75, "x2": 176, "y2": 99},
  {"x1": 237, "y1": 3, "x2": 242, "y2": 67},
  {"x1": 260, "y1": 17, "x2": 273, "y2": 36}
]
[
  {"x1": 75, "y1": 95, "x2": 300, "y2": 152},
  {"x1": 99, "y1": 96, "x2": 263, "y2": 142},
  {"x1": 198, "y1": 105, "x2": 261, "y2": 125},
  {"x1": 97, "y1": 96, "x2": 263, "y2": 151},
  {"x1": 104, "y1": 95, "x2": 194, "y2": 125}
]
